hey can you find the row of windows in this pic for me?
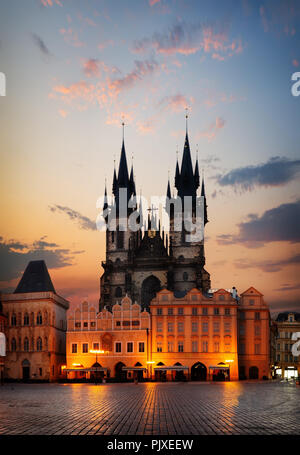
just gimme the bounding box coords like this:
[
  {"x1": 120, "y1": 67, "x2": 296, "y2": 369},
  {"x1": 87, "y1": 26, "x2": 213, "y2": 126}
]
[
  {"x1": 277, "y1": 343, "x2": 295, "y2": 352},
  {"x1": 239, "y1": 324, "x2": 261, "y2": 336},
  {"x1": 11, "y1": 312, "x2": 43, "y2": 326},
  {"x1": 157, "y1": 321, "x2": 232, "y2": 333},
  {"x1": 156, "y1": 341, "x2": 232, "y2": 353},
  {"x1": 159, "y1": 294, "x2": 232, "y2": 302},
  {"x1": 156, "y1": 307, "x2": 232, "y2": 316},
  {"x1": 73, "y1": 320, "x2": 141, "y2": 329},
  {"x1": 239, "y1": 343, "x2": 261, "y2": 354},
  {"x1": 276, "y1": 353, "x2": 299, "y2": 362},
  {"x1": 239, "y1": 312, "x2": 261, "y2": 320},
  {"x1": 10, "y1": 337, "x2": 46, "y2": 352},
  {"x1": 71, "y1": 341, "x2": 145, "y2": 354}
]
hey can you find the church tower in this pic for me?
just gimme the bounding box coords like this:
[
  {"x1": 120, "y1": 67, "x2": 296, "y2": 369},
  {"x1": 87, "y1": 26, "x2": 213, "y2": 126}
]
[
  {"x1": 167, "y1": 116, "x2": 211, "y2": 294},
  {"x1": 100, "y1": 124, "x2": 139, "y2": 310}
]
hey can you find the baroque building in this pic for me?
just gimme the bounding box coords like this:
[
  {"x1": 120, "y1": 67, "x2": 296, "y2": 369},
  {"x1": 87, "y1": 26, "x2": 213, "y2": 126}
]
[
  {"x1": 100, "y1": 124, "x2": 210, "y2": 312},
  {"x1": 1, "y1": 260, "x2": 69, "y2": 382},
  {"x1": 273, "y1": 312, "x2": 300, "y2": 379}
]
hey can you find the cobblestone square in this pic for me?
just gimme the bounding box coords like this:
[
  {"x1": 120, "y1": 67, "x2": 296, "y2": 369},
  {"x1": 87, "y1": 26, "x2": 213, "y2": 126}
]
[{"x1": 0, "y1": 381, "x2": 299, "y2": 435}]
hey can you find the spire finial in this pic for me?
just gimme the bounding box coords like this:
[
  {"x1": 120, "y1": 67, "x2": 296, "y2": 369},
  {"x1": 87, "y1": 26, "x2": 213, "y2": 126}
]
[
  {"x1": 185, "y1": 107, "x2": 189, "y2": 133},
  {"x1": 122, "y1": 115, "x2": 125, "y2": 143}
]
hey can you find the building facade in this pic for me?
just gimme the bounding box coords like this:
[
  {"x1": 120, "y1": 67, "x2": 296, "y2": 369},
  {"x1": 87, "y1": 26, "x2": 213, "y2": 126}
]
[
  {"x1": 273, "y1": 312, "x2": 300, "y2": 379},
  {"x1": 237, "y1": 287, "x2": 271, "y2": 380},
  {"x1": 66, "y1": 287, "x2": 271, "y2": 382},
  {"x1": 0, "y1": 297, "x2": 7, "y2": 383},
  {"x1": 150, "y1": 288, "x2": 239, "y2": 381},
  {"x1": 66, "y1": 296, "x2": 151, "y2": 381},
  {"x1": 100, "y1": 125, "x2": 210, "y2": 312},
  {"x1": 2, "y1": 260, "x2": 69, "y2": 382}
]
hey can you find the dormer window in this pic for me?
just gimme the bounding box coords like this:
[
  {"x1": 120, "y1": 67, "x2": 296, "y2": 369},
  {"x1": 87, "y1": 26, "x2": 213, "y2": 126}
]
[{"x1": 289, "y1": 314, "x2": 294, "y2": 322}]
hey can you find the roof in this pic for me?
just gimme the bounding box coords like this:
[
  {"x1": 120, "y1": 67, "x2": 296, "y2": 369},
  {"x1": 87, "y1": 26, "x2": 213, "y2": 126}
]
[
  {"x1": 275, "y1": 312, "x2": 300, "y2": 322},
  {"x1": 14, "y1": 260, "x2": 56, "y2": 294}
]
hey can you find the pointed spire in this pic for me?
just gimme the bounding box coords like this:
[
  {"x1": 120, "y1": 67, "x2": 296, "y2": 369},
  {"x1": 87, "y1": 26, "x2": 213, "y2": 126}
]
[
  {"x1": 194, "y1": 147, "x2": 200, "y2": 189},
  {"x1": 117, "y1": 123, "x2": 129, "y2": 188},
  {"x1": 179, "y1": 111, "x2": 195, "y2": 198},
  {"x1": 175, "y1": 148, "x2": 180, "y2": 189},
  {"x1": 103, "y1": 179, "x2": 108, "y2": 213},
  {"x1": 112, "y1": 159, "x2": 117, "y2": 195},
  {"x1": 167, "y1": 178, "x2": 171, "y2": 199},
  {"x1": 201, "y1": 169, "x2": 208, "y2": 225},
  {"x1": 129, "y1": 156, "x2": 136, "y2": 196}
]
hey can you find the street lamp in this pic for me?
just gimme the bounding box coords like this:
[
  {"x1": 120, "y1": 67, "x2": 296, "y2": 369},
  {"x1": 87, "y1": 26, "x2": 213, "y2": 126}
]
[{"x1": 89, "y1": 349, "x2": 103, "y2": 384}]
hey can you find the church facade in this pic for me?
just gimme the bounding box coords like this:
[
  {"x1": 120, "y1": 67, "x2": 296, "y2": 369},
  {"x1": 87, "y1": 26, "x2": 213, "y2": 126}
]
[{"x1": 100, "y1": 126, "x2": 210, "y2": 312}]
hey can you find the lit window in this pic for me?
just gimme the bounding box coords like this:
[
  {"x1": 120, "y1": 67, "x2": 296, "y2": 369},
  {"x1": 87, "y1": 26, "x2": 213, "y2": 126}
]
[
  {"x1": 178, "y1": 342, "x2": 184, "y2": 352},
  {"x1": 168, "y1": 322, "x2": 174, "y2": 332},
  {"x1": 157, "y1": 322, "x2": 163, "y2": 332},
  {"x1": 202, "y1": 322, "x2": 208, "y2": 333},
  {"x1": 37, "y1": 337, "x2": 42, "y2": 351},
  {"x1": 192, "y1": 322, "x2": 198, "y2": 333},
  {"x1": 192, "y1": 341, "x2": 198, "y2": 352},
  {"x1": 178, "y1": 322, "x2": 184, "y2": 333},
  {"x1": 168, "y1": 342, "x2": 174, "y2": 352}
]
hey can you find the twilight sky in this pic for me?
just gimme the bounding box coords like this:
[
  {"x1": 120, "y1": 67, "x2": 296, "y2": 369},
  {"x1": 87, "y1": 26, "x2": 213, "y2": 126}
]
[{"x1": 0, "y1": 0, "x2": 299, "y2": 315}]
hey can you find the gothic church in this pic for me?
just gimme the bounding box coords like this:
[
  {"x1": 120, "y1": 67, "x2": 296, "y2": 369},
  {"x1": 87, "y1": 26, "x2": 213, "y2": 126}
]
[{"x1": 99, "y1": 124, "x2": 211, "y2": 312}]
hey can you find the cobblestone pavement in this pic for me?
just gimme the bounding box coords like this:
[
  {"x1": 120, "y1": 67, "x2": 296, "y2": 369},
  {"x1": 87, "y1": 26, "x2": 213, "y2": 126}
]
[{"x1": 0, "y1": 381, "x2": 299, "y2": 435}]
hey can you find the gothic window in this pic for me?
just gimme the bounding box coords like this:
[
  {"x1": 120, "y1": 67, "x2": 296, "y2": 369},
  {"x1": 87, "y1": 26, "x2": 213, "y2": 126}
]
[
  {"x1": 115, "y1": 287, "x2": 122, "y2": 298},
  {"x1": 183, "y1": 272, "x2": 188, "y2": 281},
  {"x1": 111, "y1": 231, "x2": 115, "y2": 243},
  {"x1": 37, "y1": 337, "x2": 42, "y2": 351},
  {"x1": 24, "y1": 337, "x2": 29, "y2": 352},
  {"x1": 24, "y1": 313, "x2": 29, "y2": 326},
  {"x1": 36, "y1": 312, "x2": 42, "y2": 325},
  {"x1": 11, "y1": 313, "x2": 16, "y2": 326},
  {"x1": 141, "y1": 275, "x2": 161, "y2": 310},
  {"x1": 11, "y1": 338, "x2": 16, "y2": 352}
]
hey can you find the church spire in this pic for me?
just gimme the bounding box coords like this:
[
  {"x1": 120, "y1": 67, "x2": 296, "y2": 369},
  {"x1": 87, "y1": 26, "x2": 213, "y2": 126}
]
[
  {"x1": 177, "y1": 110, "x2": 196, "y2": 200},
  {"x1": 201, "y1": 170, "x2": 208, "y2": 225},
  {"x1": 194, "y1": 148, "x2": 200, "y2": 189},
  {"x1": 103, "y1": 180, "x2": 108, "y2": 223},
  {"x1": 117, "y1": 122, "x2": 129, "y2": 188}
]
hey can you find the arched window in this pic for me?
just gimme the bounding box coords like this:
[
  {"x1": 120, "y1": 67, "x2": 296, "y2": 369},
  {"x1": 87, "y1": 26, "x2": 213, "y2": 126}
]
[
  {"x1": 37, "y1": 337, "x2": 42, "y2": 351},
  {"x1": 183, "y1": 272, "x2": 188, "y2": 281},
  {"x1": 11, "y1": 338, "x2": 16, "y2": 352},
  {"x1": 24, "y1": 313, "x2": 29, "y2": 326},
  {"x1": 36, "y1": 312, "x2": 42, "y2": 325},
  {"x1": 44, "y1": 337, "x2": 48, "y2": 350},
  {"x1": 115, "y1": 287, "x2": 122, "y2": 298},
  {"x1": 24, "y1": 337, "x2": 29, "y2": 352},
  {"x1": 11, "y1": 313, "x2": 16, "y2": 326},
  {"x1": 31, "y1": 338, "x2": 34, "y2": 351}
]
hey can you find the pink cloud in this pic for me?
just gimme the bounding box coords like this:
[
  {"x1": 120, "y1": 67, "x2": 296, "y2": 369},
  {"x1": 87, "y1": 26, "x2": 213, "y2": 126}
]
[
  {"x1": 40, "y1": 0, "x2": 62, "y2": 6},
  {"x1": 60, "y1": 27, "x2": 85, "y2": 48},
  {"x1": 160, "y1": 94, "x2": 194, "y2": 113},
  {"x1": 133, "y1": 22, "x2": 243, "y2": 60},
  {"x1": 293, "y1": 59, "x2": 299, "y2": 67},
  {"x1": 149, "y1": 0, "x2": 161, "y2": 5},
  {"x1": 198, "y1": 116, "x2": 226, "y2": 142},
  {"x1": 58, "y1": 109, "x2": 68, "y2": 118}
]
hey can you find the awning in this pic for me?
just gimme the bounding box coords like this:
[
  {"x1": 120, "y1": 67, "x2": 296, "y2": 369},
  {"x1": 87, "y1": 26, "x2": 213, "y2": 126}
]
[
  {"x1": 154, "y1": 366, "x2": 189, "y2": 371},
  {"x1": 122, "y1": 367, "x2": 147, "y2": 371},
  {"x1": 65, "y1": 367, "x2": 108, "y2": 372}
]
